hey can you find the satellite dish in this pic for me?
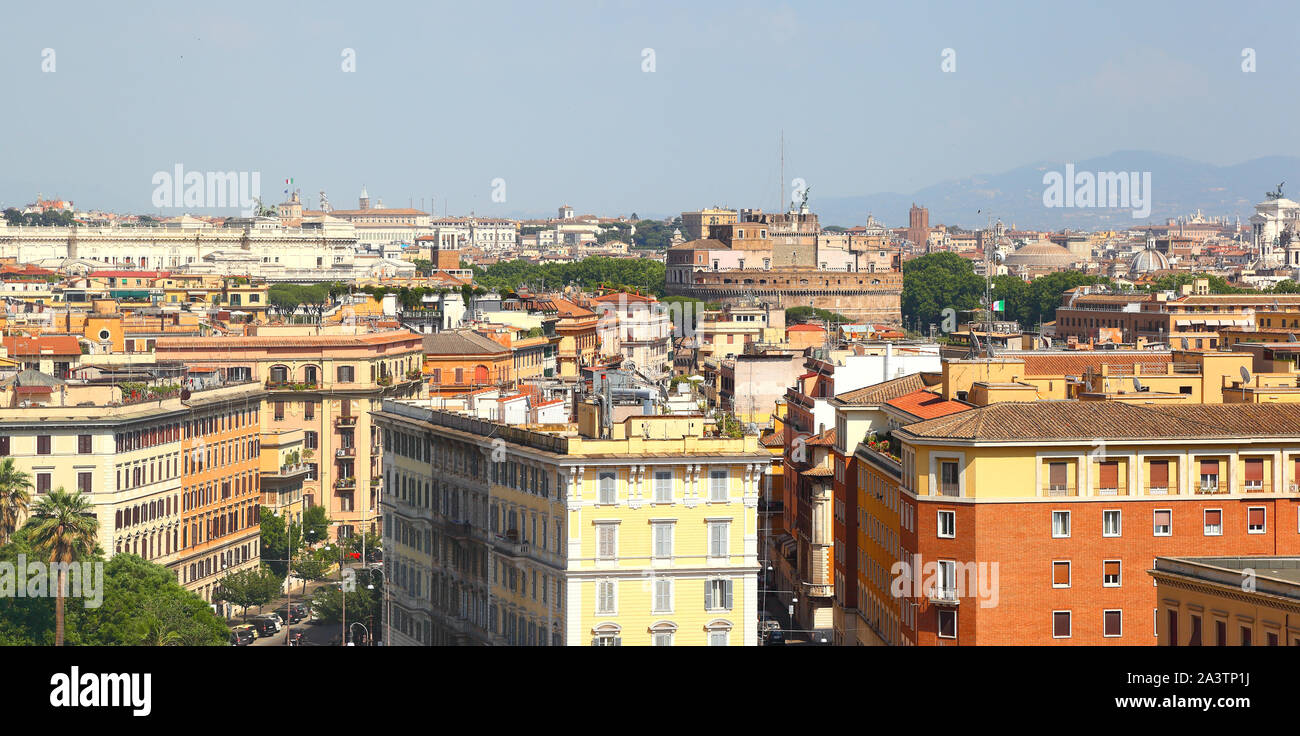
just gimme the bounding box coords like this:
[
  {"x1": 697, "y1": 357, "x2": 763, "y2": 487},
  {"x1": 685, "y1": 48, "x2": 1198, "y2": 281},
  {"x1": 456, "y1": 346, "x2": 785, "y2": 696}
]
[
  {"x1": 1180, "y1": 337, "x2": 1189, "y2": 350},
  {"x1": 1104, "y1": 378, "x2": 1111, "y2": 393},
  {"x1": 1291, "y1": 333, "x2": 1298, "y2": 343},
  {"x1": 1241, "y1": 366, "x2": 1252, "y2": 384},
  {"x1": 1132, "y1": 377, "x2": 1144, "y2": 392}
]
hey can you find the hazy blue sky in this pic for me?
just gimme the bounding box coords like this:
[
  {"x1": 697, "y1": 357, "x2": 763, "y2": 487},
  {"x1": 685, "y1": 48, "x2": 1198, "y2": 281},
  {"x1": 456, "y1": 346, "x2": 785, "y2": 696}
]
[{"x1": 3, "y1": 0, "x2": 1297, "y2": 221}]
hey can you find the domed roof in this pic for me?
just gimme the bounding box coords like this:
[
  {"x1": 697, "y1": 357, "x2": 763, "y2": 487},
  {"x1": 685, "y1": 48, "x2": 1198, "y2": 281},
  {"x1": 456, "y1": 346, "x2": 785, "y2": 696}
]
[
  {"x1": 1129, "y1": 246, "x2": 1170, "y2": 274},
  {"x1": 1003, "y1": 239, "x2": 1076, "y2": 268}
]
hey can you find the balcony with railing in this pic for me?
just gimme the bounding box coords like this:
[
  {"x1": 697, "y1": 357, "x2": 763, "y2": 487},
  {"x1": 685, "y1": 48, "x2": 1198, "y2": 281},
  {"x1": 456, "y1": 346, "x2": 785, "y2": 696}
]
[
  {"x1": 1045, "y1": 484, "x2": 1076, "y2": 497},
  {"x1": 929, "y1": 586, "x2": 960, "y2": 606},
  {"x1": 335, "y1": 415, "x2": 357, "y2": 428},
  {"x1": 335, "y1": 447, "x2": 356, "y2": 458},
  {"x1": 802, "y1": 581, "x2": 834, "y2": 598},
  {"x1": 494, "y1": 534, "x2": 530, "y2": 558}
]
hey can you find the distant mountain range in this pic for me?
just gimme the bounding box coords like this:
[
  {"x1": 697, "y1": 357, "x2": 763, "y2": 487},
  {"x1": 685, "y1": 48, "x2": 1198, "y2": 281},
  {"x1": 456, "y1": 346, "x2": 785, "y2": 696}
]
[{"x1": 815, "y1": 151, "x2": 1300, "y2": 231}]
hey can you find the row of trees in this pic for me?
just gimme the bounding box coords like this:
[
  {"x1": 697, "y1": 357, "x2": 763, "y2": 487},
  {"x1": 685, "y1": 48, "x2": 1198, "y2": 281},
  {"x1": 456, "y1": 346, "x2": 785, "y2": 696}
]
[
  {"x1": 267, "y1": 282, "x2": 350, "y2": 323},
  {"x1": 2, "y1": 208, "x2": 76, "y2": 227},
  {"x1": 469, "y1": 256, "x2": 666, "y2": 296},
  {"x1": 902, "y1": 252, "x2": 1300, "y2": 334}
]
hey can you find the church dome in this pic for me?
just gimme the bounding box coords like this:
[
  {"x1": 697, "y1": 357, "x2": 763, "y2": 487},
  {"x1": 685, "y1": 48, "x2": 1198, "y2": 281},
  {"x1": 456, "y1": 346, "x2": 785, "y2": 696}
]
[
  {"x1": 1003, "y1": 240, "x2": 1076, "y2": 269},
  {"x1": 1129, "y1": 245, "x2": 1170, "y2": 274}
]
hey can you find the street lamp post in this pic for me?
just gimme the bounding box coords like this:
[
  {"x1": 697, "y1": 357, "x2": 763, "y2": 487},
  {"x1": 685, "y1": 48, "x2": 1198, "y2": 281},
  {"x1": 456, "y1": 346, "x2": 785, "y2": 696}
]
[{"x1": 365, "y1": 566, "x2": 390, "y2": 646}]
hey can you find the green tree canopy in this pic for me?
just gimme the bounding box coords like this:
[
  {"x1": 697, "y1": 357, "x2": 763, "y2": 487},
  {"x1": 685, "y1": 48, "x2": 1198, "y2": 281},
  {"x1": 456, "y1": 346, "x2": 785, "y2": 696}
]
[{"x1": 213, "y1": 565, "x2": 283, "y2": 621}]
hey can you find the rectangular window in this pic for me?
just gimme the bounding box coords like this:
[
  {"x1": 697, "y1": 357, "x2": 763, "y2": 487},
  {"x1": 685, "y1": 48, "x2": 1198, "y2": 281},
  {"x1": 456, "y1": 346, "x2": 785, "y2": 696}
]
[
  {"x1": 1153, "y1": 509, "x2": 1172, "y2": 536},
  {"x1": 1189, "y1": 615, "x2": 1202, "y2": 646},
  {"x1": 937, "y1": 510, "x2": 955, "y2": 538},
  {"x1": 1052, "y1": 561, "x2": 1071, "y2": 588},
  {"x1": 1104, "y1": 610, "x2": 1122, "y2": 638},
  {"x1": 36, "y1": 473, "x2": 50, "y2": 494},
  {"x1": 1051, "y1": 510, "x2": 1070, "y2": 538},
  {"x1": 1048, "y1": 462, "x2": 1067, "y2": 495},
  {"x1": 1098, "y1": 460, "x2": 1119, "y2": 494},
  {"x1": 938, "y1": 610, "x2": 957, "y2": 639},
  {"x1": 704, "y1": 579, "x2": 733, "y2": 611},
  {"x1": 1204, "y1": 509, "x2": 1222, "y2": 536},
  {"x1": 1199, "y1": 459, "x2": 1219, "y2": 492},
  {"x1": 598, "y1": 471, "x2": 616, "y2": 504},
  {"x1": 1103, "y1": 560, "x2": 1121, "y2": 587},
  {"x1": 1149, "y1": 460, "x2": 1169, "y2": 493},
  {"x1": 652, "y1": 523, "x2": 674, "y2": 558},
  {"x1": 709, "y1": 470, "x2": 728, "y2": 501},
  {"x1": 1241, "y1": 626, "x2": 1252, "y2": 646},
  {"x1": 939, "y1": 461, "x2": 959, "y2": 496},
  {"x1": 653, "y1": 470, "x2": 672, "y2": 503},
  {"x1": 77, "y1": 472, "x2": 92, "y2": 493},
  {"x1": 1216, "y1": 620, "x2": 1227, "y2": 646},
  {"x1": 0, "y1": 436, "x2": 8, "y2": 456},
  {"x1": 1052, "y1": 611, "x2": 1072, "y2": 639},
  {"x1": 1103, "y1": 509, "x2": 1121, "y2": 537},
  {"x1": 709, "y1": 521, "x2": 730, "y2": 558},
  {"x1": 1248, "y1": 506, "x2": 1266, "y2": 534},
  {"x1": 77, "y1": 434, "x2": 92, "y2": 454},
  {"x1": 1244, "y1": 458, "x2": 1264, "y2": 490},
  {"x1": 37, "y1": 435, "x2": 50, "y2": 455},
  {"x1": 337, "y1": 365, "x2": 354, "y2": 383},
  {"x1": 596, "y1": 524, "x2": 617, "y2": 560},
  {"x1": 653, "y1": 579, "x2": 672, "y2": 612},
  {"x1": 595, "y1": 580, "x2": 616, "y2": 614}
]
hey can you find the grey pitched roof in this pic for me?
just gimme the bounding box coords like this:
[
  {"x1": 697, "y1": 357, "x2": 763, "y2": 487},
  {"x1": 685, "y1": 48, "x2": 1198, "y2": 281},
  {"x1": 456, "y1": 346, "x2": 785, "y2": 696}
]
[
  {"x1": 3, "y1": 369, "x2": 67, "y2": 388},
  {"x1": 421, "y1": 330, "x2": 509, "y2": 356}
]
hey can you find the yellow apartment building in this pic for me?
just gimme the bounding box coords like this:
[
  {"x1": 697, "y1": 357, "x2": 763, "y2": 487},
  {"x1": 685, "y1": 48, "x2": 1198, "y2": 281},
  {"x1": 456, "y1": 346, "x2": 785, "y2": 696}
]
[{"x1": 374, "y1": 398, "x2": 767, "y2": 645}]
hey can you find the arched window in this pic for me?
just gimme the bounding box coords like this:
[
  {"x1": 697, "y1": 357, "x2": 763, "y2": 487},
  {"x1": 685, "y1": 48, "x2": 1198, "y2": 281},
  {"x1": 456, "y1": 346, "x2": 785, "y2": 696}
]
[
  {"x1": 705, "y1": 619, "x2": 733, "y2": 647},
  {"x1": 649, "y1": 621, "x2": 678, "y2": 647}
]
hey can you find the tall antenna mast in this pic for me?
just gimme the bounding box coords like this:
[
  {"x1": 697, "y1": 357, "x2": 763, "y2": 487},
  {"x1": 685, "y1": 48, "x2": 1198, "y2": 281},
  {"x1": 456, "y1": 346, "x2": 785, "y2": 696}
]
[{"x1": 779, "y1": 130, "x2": 785, "y2": 212}]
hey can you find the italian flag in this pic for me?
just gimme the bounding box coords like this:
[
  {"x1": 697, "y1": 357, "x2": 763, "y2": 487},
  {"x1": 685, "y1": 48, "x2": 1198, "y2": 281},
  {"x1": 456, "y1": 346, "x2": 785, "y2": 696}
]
[{"x1": 991, "y1": 300, "x2": 1005, "y2": 312}]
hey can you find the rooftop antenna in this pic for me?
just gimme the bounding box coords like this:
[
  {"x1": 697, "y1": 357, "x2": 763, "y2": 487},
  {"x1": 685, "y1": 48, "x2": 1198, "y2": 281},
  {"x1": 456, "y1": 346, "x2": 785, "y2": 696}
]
[{"x1": 779, "y1": 129, "x2": 785, "y2": 213}]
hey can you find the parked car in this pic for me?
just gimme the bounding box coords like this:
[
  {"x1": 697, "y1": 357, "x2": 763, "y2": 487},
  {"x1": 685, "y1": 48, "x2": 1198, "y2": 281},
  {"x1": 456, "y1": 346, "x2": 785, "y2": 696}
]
[
  {"x1": 761, "y1": 618, "x2": 781, "y2": 633},
  {"x1": 248, "y1": 617, "x2": 278, "y2": 638},
  {"x1": 263, "y1": 612, "x2": 285, "y2": 631},
  {"x1": 274, "y1": 606, "x2": 303, "y2": 624},
  {"x1": 229, "y1": 625, "x2": 255, "y2": 646},
  {"x1": 765, "y1": 629, "x2": 786, "y2": 646}
]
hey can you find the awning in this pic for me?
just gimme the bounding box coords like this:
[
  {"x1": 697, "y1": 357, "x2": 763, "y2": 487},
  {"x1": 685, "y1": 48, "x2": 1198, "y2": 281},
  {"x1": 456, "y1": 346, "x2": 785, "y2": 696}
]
[{"x1": 15, "y1": 385, "x2": 53, "y2": 394}]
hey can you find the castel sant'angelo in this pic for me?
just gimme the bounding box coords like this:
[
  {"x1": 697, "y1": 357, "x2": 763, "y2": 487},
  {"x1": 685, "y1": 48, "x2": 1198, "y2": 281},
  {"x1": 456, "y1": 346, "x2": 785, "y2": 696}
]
[{"x1": 666, "y1": 203, "x2": 903, "y2": 326}]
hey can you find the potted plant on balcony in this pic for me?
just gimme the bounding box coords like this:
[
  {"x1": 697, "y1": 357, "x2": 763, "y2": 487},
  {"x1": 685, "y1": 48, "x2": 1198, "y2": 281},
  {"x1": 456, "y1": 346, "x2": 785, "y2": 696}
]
[{"x1": 376, "y1": 375, "x2": 393, "y2": 387}]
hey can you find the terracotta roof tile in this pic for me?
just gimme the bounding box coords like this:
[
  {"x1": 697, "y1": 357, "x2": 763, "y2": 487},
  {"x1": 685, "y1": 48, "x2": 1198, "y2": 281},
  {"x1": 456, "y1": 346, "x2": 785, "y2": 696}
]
[
  {"x1": 834, "y1": 373, "x2": 926, "y2": 405},
  {"x1": 897, "y1": 402, "x2": 1300, "y2": 443},
  {"x1": 883, "y1": 389, "x2": 971, "y2": 421}
]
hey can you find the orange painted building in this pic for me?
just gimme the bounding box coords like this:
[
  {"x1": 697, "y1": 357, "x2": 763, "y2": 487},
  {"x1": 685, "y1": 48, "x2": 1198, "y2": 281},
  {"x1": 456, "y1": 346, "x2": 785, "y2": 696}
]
[
  {"x1": 421, "y1": 330, "x2": 513, "y2": 395},
  {"x1": 178, "y1": 383, "x2": 265, "y2": 603}
]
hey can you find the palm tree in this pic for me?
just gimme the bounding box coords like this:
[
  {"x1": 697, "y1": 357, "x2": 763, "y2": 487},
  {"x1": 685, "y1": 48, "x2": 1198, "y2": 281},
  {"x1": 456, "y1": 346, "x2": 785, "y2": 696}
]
[
  {"x1": 0, "y1": 458, "x2": 33, "y2": 546},
  {"x1": 29, "y1": 489, "x2": 98, "y2": 646}
]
